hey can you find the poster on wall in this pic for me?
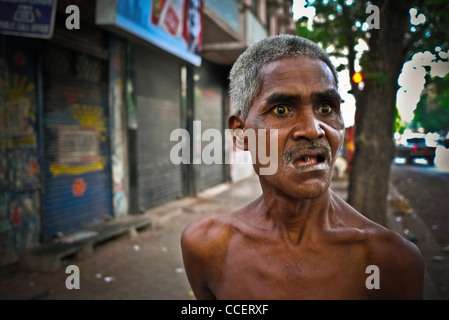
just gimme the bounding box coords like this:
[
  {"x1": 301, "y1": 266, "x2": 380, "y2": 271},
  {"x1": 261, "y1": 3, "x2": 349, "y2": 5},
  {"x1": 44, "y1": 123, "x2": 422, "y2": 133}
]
[
  {"x1": 0, "y1": 0, "x2": 57, "y2": 39},
  {"x1": 57, "y1": 125, "x2": 100, "y2": 164},
  {"x1": 96, "y1": 0, "x2": 203, "y2": 66}
]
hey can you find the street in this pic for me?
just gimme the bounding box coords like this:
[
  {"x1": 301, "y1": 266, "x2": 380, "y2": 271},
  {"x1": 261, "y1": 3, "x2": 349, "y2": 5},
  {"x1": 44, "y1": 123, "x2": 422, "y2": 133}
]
[
  {"x1": 1, "y1": 165, "x2": 447, "y2": 300},
  {"x1": 391, "y1": 161, "x2": 449, "y2": 247},
  {"x1": 390, "y1": 159, "x2": 449, "y2": 300},
  {"x1": 0, "y1": 175, "x2": 264, "y2": 300}
]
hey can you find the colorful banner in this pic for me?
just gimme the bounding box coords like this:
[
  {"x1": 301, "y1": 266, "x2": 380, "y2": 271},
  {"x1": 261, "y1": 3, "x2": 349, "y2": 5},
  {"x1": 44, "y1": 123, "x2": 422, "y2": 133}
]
[{"x1": 97, "y1": 0, "x2": 203, "y2": 66}]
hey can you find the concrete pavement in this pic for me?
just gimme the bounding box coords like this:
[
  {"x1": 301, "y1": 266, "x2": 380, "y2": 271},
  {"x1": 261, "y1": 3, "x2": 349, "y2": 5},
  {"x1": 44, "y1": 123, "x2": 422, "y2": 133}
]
[{"x1": 0, "y1": 173, "x2": 443, "y2": 300}]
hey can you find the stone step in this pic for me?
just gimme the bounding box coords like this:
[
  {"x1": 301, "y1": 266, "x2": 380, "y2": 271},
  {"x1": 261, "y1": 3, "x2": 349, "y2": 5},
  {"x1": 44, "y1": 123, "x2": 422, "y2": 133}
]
[{"x1": 19, "y1": 217, "x2": 152, "y2": 273}]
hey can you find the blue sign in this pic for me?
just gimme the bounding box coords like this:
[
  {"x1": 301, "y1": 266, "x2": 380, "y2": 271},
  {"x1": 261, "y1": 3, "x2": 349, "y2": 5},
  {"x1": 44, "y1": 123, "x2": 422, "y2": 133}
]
[
  {"x1": 0, "y1": 0, "x2": 57, "y2": 38},
  {"x1": 97, "y1": 0, "x2": 202, "y2": 66}
]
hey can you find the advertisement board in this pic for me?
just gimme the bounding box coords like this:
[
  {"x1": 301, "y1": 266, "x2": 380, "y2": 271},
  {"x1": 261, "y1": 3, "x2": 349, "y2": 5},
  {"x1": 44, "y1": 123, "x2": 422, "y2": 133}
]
[{"x1": 97, "y1": 0, "x2": 203, "y2": 66}]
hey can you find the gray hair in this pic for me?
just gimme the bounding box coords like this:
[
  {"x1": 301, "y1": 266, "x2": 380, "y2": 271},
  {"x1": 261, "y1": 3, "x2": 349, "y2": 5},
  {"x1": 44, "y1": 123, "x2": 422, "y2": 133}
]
[{"x1": 229, "y1": 34, "x2": 338, "y2": 119}]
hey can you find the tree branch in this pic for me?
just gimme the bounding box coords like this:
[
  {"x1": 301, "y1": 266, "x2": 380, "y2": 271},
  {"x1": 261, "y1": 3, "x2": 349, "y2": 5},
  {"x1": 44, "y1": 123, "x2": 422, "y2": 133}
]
[{"x1": 402, "y1": 20, "x2": 431, "y2": 57}]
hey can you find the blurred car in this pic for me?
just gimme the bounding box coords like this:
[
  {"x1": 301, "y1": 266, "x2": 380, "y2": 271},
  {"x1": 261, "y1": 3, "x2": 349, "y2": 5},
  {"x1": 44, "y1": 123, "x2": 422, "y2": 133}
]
[
  {"x1": 395, "y1": 137, "x2": 436, "y2": 165},
  {"x1": 437, "y1": 136, "x2": 449, "y2": 148}
]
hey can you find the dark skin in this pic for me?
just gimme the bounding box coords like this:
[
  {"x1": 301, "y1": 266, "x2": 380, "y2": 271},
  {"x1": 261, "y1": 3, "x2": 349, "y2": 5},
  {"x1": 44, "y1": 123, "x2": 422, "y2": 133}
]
[{"x1": 181, "y1": 55, "x2": 425, "y2": 300}]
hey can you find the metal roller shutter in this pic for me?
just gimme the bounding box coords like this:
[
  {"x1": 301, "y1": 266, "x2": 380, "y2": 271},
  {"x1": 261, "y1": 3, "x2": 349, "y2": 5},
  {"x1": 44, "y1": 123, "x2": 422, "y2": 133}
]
[
  {"x1": 132, "y1": 46, "x2": 183, "y2": 211},
  {"x1": 41, "y1": 42, "x2": 112, "y2": 240},
  {"x1": 0, "y1": 36, "x2": 41, "y2": 265},
  {"x1": 195, "y1": 61, "x2": 226, "y2": 191}
]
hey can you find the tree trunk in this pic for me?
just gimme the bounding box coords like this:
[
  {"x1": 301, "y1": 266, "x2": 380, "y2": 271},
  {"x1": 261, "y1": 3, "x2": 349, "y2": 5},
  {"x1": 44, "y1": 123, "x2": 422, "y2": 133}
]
[{"x1": 347, "y1": 0, "x2": 410, "y2": 226}]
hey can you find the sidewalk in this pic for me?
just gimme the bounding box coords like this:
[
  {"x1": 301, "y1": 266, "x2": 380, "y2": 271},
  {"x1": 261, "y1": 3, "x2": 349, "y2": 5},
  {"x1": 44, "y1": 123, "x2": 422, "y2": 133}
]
[{"x1": 0, "y1": 173, "x2": 442, "y2": 300}]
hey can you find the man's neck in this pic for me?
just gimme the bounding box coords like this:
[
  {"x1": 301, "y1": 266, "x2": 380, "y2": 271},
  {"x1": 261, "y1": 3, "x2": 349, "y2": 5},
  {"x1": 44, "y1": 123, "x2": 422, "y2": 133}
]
[{"x1": 257, "y1": 182, "x2": 334, "y2": 246}]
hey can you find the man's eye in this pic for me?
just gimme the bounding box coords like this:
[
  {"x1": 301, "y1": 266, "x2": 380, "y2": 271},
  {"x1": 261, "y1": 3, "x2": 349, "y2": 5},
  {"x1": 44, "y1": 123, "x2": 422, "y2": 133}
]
[
  {"x1": 318, "y1": 103, "x2": 333, "y2": 115},
  {"x1": 272, "y1": 105, "x2": 290, "y2": 115}
]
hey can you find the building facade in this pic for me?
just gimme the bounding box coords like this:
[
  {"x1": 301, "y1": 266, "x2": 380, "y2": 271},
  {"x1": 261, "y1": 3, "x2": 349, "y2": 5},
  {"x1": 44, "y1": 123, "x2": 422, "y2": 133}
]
[{"x1": 0, "y1": 0, "x2": 295, "y2": 268}]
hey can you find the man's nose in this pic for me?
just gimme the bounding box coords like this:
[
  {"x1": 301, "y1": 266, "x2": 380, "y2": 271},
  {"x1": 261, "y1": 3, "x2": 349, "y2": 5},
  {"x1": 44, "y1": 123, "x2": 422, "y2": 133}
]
[{"x1": 291, "y1": 111, "x2": 325, "y2": 141}]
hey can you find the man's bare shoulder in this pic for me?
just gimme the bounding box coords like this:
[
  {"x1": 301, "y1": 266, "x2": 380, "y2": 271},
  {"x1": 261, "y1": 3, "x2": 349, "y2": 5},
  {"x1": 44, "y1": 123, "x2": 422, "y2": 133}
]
[
  {"x1": 336, "y1": 194, "x2": 423, "y2": 263},
  {"x1": 335, "y1": 196, "x2": 425, "y2": 299},
  {"x1": 368, "y1": 225, "x2": 425, "y2": 298},
  {"x1": 180, "y1": 211, "x2": 241, "y2": 258},
  {"x1": 180, "y1": 213, "x2": 244, "y2": 300},
  {"x1": 367, "y1": 221, "x2": 424, "y2": 268}
]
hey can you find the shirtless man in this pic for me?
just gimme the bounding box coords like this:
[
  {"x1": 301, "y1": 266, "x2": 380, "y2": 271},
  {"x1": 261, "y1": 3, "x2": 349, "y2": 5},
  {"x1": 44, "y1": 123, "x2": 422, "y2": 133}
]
[{"x1": 181, "y1": 35, "x2": 424, "y2": 300}]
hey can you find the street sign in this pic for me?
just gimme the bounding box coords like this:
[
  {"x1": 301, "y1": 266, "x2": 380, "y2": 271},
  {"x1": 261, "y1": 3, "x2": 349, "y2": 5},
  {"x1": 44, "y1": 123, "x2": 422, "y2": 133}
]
[{"x1": 0, "y1": 0, "x2": 57, "y2": 39}]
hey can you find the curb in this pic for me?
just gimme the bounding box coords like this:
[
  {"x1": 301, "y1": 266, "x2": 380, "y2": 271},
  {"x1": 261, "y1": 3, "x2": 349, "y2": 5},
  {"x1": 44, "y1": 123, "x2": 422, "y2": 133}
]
[{"x1": 19, "y1": 216, "x2": 152, "y2": 273}]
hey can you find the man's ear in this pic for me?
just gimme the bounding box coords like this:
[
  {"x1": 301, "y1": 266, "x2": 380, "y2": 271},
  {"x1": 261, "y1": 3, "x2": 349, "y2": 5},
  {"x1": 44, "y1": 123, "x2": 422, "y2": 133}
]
[{"x1": 228, "y1": 114, "x2": 247, "y2": 151}]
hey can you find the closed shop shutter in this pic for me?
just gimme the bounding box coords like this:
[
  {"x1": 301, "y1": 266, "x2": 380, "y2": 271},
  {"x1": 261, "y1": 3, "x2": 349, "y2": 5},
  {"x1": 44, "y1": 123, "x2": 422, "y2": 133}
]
[
  {"x1": 195, "y1": 61, "x2": 226, "y2": 191},
  {"x1": 41, "y1": 41, "x2": 112, "y2": 240},
  {"x1": 132, "y1": 46, "x2": 183, "y2": 211},
  {"x1": 0, "y1": 36, "x2": 41, "y2": 266}
]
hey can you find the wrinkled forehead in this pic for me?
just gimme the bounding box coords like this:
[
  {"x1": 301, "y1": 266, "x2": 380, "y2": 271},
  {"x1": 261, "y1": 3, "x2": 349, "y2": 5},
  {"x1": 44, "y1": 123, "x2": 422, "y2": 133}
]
[{"x1": 257, "y1": 55, "x2": 338, "y2": 94}]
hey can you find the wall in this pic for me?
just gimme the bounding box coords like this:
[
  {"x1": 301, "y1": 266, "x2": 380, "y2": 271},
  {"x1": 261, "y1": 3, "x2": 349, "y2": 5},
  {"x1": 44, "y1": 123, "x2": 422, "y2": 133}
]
[{"x1": 0, "y1": 36, "x2": 41, "y2": 267}]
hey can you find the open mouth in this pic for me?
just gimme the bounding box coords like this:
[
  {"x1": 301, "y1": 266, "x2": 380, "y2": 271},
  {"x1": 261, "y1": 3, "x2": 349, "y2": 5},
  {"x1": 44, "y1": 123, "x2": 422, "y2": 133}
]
[
  {"x1": 283, "y1": 141, "x2": 332, "y2": 169},
  {"x1": 291, "y1": 151, "x2": 328, "y2": 167}
]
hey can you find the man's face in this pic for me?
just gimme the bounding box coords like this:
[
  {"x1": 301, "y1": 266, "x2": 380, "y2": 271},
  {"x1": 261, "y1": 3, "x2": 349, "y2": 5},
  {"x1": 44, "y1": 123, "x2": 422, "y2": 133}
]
[{"x1": 242, "y1": 55, "x2": 345, "y2": 199}]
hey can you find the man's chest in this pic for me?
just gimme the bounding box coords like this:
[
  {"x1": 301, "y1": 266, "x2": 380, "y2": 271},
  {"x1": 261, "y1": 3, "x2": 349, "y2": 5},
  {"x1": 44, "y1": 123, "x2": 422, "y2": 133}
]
[{"x1": 210, "y1": 242, "x2": 371, "y2": 299}]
